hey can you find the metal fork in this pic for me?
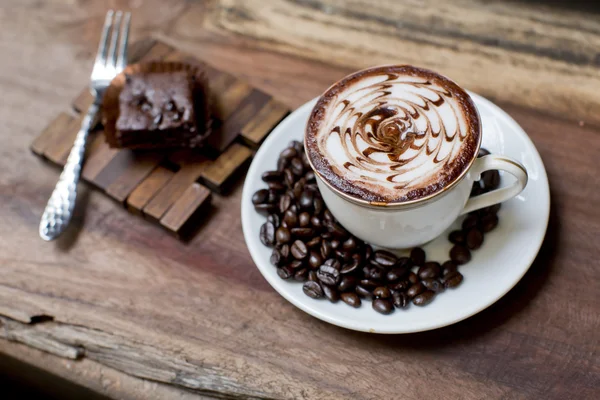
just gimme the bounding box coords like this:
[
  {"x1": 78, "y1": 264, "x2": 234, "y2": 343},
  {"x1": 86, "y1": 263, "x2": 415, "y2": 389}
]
[{"x1": 39, "y1": 10, "x2": 131, "y2": 241}]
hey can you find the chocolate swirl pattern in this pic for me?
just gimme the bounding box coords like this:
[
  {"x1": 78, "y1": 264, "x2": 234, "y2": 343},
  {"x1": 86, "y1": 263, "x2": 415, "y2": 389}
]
[{"x1": 306, "y1": 66, "x2": 480, "y2": 203}]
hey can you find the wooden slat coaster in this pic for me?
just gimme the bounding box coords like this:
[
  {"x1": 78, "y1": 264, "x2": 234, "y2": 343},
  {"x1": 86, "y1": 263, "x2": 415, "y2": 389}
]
[{"x1": 30, "y1": 38, "x2": 290, "y2": 238}]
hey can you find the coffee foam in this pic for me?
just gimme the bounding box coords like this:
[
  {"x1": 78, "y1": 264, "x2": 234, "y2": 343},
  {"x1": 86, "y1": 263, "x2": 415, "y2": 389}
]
[{"x1": 306, "y1": 65, "x2": 481, "y2": 203}]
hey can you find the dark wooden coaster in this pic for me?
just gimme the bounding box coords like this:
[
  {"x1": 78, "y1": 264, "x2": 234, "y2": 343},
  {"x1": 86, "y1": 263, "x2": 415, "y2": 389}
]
[{"x1": 31, "y1": 38, "x2": 290, "y2": 237}]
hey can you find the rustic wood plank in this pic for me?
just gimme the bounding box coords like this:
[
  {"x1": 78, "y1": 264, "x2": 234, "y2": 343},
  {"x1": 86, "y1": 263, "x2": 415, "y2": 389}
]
[
  {"x1": 105, "y1": 152, "x2": 165, "y2": 203},
  {"x1": 72, "y1": 90, "x2": 94, "y2": 115},
  {"x1": 30, "y1": 113, "x2": 74, "y2": 156},
  {"x1": 126, "y1": 166, "x2": 175, "y2": 214},
  {"x1": 200, "y1": 143, "x2": 253, "y2": 193},
  {"x1": 240, "y1": 98, "x2": 290, "y2": 148},
  {"x1": 43, "y1": 113, "x2": 84, "y2": 165},
  {"x1": 80, "y1": 141, "x2": 120, "y2": 184},
  {"x1": 159, "y1": 183, "x2": 212, "y2": 236}
]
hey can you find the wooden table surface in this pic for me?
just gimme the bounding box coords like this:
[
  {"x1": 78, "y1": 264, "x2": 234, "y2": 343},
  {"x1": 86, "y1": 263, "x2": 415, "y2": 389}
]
[{"x1": 1, "y1": 1, "x2": 599, "y2": 399}]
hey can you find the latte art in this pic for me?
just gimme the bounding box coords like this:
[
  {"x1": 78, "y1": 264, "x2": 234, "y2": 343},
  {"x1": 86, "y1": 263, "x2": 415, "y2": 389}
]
[{"x1": 306, "y1": 66, "x2": 481, "y2": 203}]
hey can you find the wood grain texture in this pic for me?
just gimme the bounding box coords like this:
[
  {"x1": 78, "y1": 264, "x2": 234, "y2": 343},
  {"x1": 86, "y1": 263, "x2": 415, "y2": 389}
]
[
  {"x1": 126, "y1": 166, "x2": 175, "y2": 214},
  {"x1": 160, "y1": 183, "x2": 212, "y2": 236},
  {"x1": 2, "y1": 0, "x2": 599, "y2": 399},
  {"x1": 201, "y1": 143, "x2": 253, "y2": 193}
]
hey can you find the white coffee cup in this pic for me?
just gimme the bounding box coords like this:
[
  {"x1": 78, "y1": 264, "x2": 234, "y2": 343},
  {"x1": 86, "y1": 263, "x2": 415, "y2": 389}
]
[{"x1": 305, "y1": 68, "x2": 528, "y2": 249}]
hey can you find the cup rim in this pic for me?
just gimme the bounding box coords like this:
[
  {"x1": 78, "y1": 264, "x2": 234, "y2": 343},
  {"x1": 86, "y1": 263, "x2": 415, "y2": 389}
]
[{"x1": 304, "y1": 65, "x2": 482, "y2": 210}]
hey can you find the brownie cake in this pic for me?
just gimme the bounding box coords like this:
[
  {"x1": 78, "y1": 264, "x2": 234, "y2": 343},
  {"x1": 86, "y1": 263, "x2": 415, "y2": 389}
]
[{"x1": 108, "y1": 71, "x2": 207, "y2": 149}]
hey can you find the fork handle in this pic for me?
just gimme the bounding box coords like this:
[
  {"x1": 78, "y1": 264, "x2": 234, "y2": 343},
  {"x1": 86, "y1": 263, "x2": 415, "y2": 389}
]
[{"x1": 39, "y1": 104, "x2": 99, "y2": 241}]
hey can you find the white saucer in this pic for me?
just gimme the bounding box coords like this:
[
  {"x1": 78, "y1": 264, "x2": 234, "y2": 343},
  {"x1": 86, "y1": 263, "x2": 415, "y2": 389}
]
[{"x1": 241, "y1": 93, "x2": 550, "y2": 334}]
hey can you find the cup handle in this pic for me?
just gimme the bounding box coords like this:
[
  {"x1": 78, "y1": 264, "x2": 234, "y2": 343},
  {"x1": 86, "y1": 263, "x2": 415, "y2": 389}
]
[{"x1": 460, "y1": 155, "x2": 528, "y2": 215}]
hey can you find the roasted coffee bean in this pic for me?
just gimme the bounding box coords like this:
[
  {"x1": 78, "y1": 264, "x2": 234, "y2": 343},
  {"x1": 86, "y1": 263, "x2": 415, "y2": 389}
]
[
  {"x1": 482, "y1": 170, "x2": 500, "y2": 190},
  {"x1": 255, "y1": 203, "x2": 277, "y2": 215},
  {"x1": 441, "y1": 260, "x2": 457, "y2": 276},
  {"x1": 471, "y1": 183, "x2": 484, "y2": 197},
  {"x1": 418, "y1": 262, "x2": 441, "y2": 280},
  {"x1": 291, "y1": 158, "x2": 305, "y2": 176},
  {"x1": 373, "y1": 298, "x2": 394, "y2": 315},
  {"x1": 329, "y1": 223, "x2": 349, "y2": 239},
  {"x1": 364, "y1": 266, "x2": 384, "y2": 281},
  {"x1": 392, "y1": 291, "x2": 410, "y2": 308},
  {"x1": 293, "y1": 180, "x2": 304, "y2": 199},
  {"x1": 277, "y1": 266, "x2": 293, "y2": 280},
  {"x1": 305, "y1": 171, "x2": 316, "y2": 182},
  {"x1": 270, "y1": 249, "x2": 283, "y2": 266},
  {"x1": 301, "y1": 152, "x2": 311, "y2": 168},
  {"x1": 413, "y1": 290, "x2": 435, "y2": 306},
  {"x1": 338, "y1": 276, "x2": 357, "y2": 292},
  {"x1": 372, "y1": 250, "x2": 397, "y2": 267},
  {"x1": 267, "y1": 214, "x2": 280, "y2": 228},
  {"x1": 442, "y1": 271, "x2": 464, "y2": 288},
  {"x1": 360, "y1": 279, "x2": 380, "y2": 289},
  {"x1": 389, "y1": 279, "x2": 411, "y2": 292},
  {"x1": 408, "y1": 272, "x2": 419, "y2": 285},
  {"x1": 407, "y1": 282, "x2": 425, "y2": 298},
  {"x1": 260, "y1": 222, "x2": 276, "y2": 247},
  {"x1": 351, "y1": 252, "x2": 364, "y2": 265},
  {"x1": 373, "y1": 286, "x2": 391, "y2": 299},
  {"x1": 305, "y1": 183, "x2": 319, "y2": 192},
  {"x1": 277, "y1": 157, "x2": 287, "y2": 171},
  {"x1": 303, "y1": 281, "x2": 323, "y2": 298},
  {"x1": 280, "y1": 244, "x2": 290, "y2": 259},
  {"x1": 450, "y1": 245, "x2": 471, "y2": 265},
  {"x1": 322, "y1": 285, "x2": 340, "y2": 303},
  {"x1": 252, "y1": 189, "x2": 269, "y2": 205},
  {"x1": 310, "y1": 216, "x2": 322, "y2": 229},
  {"x1": 283, "y1": 210, "x2": 298, "y2": 228},
  {"x1": 308, "y1": 270, "x2": 318, "y2": 282},
  {"x1": 448, "y1": 230, "x2": 465, "y2": 244},
  {"x1": 288, "y1": 260, "x2": 304, "y2": 270},
  {"x1": 485, "y1": 203, "x2": 501, "y2": 215},
  {"x1": 317, "y1": 265, "x2": 340, "y2": 285},
  {"x1": 323, "y1": 258, "x2": 342, "y2": 270},
  {"x1": 294, "y1": 268, "x2": 308, "y2": 281},
  {"x1": 308, "y1": 251, "x2": 323, "y2": 269},
  {"x1": 330, "y1": 239, "x2": 341, "y2": 250},
  {"x1": 298, "y1": 190, "x2": 314, "y2": 210},
  {"x1": 299, "y1": 212, "x2": 311, "y2": 227},
  {"x1": 478, "y1": 148, "x2": 490, "y2": 158},
  {"x1": 323, "y1": 209, "x2": 334, "y2": 223},
  {"x1": 320, "y1": 240, "x2": 332, "y2": 259},
  {"x1": 306, "y1": 237, "x2": 321, "y2": 248},
  {"x1": 334, "y1": 250, "x2": 351, "y2": 262},
  {"x1": 262, "y1": 170, "x2": 283, "y2": 182},
  {"x1": 466, "y1": 228, "x2": 484, "y2": 250},
  {"x1": 396, "y1": 257, "x2": 413, "y2": 269},
  {"x1": 386, "y1": 267, "x2": 409, "y2": 282},
  {"x1": 313, "y1": 197, "x2": 324, "y2": 215},
  {"x1": 422, "y1": 278, "x2": 443, "y2": 293},
  {"x1": 290, "y1": 140, "x2": 303, "y2": 153},
  {"x1": 410, "y1": 247, "x2": 426, "y2": 266},
  {"x1": 291, "y1": 227, "x2": 315, "y2": 240},
  {"x1": 280, "y1": 147, "x2": 297, "y2": 159},
  {"x1": 275, "y1": 227, "x2": 291, "y2": 244},
  {"x1": 267, "y1": 181, "x2": 285, "y2": 192},
  {"x1": 291, "y1": 240, "x2": 308, "y2": 259},
  {"x1": 267, "y1": 189, "x2": 279, "y2": 204},
  {"x1": 340, "y1": 260, "x2": 360, "y2": 275},
  {"x1": 342, "y1": 236, "x2": 359, "y2": 251},
  {"x1": 462, "y1": 215, "x2": 479, "y2": 231},
  {"x1": 284, "y1": 168, "x2": 295, "y2": 188},
  {"x1": 355, "y1": 285, "x2": 373, "y2": 299},
  {"x1": 279, "y1": 194, "x2": 292, "y2": 214},
  {"x1": 480, "y1": 214, "x2": 499, "y2": 232},
  {"x1": 364, "y1": 245, "x2": 373, "y2": 261},
  {"x1": 341, "y1": 292, "x2": 361, "y2": 308}
]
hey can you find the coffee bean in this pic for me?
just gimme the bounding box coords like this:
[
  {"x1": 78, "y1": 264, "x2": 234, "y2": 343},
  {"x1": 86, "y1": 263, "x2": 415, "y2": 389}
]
[
  {"x1": 294, "y1": 268, "x2": 308, "y2": 281},
  {"x1": 283, "y1": 210, "x2": 298, "y2": 228},
  {"x1": 408, "y1": 272, "x2": 419, "y2": 285},
  {"x1": 396, "y1": 257, "x2": 413, "y2": 269},
  {"x1": 485, "y1": 203, "x2": 502, "y2": 215},
  {"x1": 267, "y1": 189, "x2": 279, "y2": 204},
  {"x1": 322, "y1": 285, "x2": 340, "y2": 303},
  {"x1": 306, "y1": 236, "x2": 321, "y2": 248},
  {"x1": 351, "y1": 252, "x2": 364, "y2": 265},
  {"x1": 316, "y1": 241, "x2": 330, "y2": 261},
  {"x1": 291, "y1": 240, "x2": 308, "y2": 259},
  {"x1": 308, "y1": 251, "x2": 323, "y2": 269},
  {"x1": 329, "y1": 223, "x2": 349, "y2": 239},
  {"x1": 442, "y1": 271, "x2": 464, "y2": 288},
  {"x1": 303, "y1": 281, "x2": 323, "y2": 298},
  {"x1": 305, "y1": 171, "x2": 316, "y2": 182},
  {"x1": 262, "y1": 170, "x2": 283, "y2": 183},
  {"x1": 290, "y1": 140, "x2": 303, "y2": 153},
  {"x1": 267, "y1": 214, "x2": 280, "y2": 228},
  {"x1": 279, "y1": 244, "x2": 290, "y2": 258},
  {"x1": 301, "y1": 152, "x2": 311, "y2": 168},
  {"x1": 278, "y1": 266, "x2": 293, "y2": 280},
  {"x1": 298, "y1": 212, "x2": 311, "y2": 227},
  {"x1": 360, "y1": 279, "x2": 380, "y2": 289},
  {"x1": 291, "y1": 158, "x2": 304, "y2": 176},
  {"x1": 340, "y1": 259, "x2": 360, "y2": 274},
  {"x1": 365, "y1": 266, "x2": 384, "y2": 281},
  {"x1": 270, "y1": 249, "x2": 283, "y2": 266},
  {"x1": 288, "y1": 260, "x2": 304, "y2": 270},
  {"x1": 298, "y1": 190, "x2": 314, "y2": 210},
  {"x1": 341, "y1": 292, "x2": 361, "y2": 308},
  {"x1": 407, "y1": 282, "x2": 425, "y2": 298},
  {"x1": 373, "y1": 286, "x2": 391, "y2": 299},
  {"x1": 338, "y1": 276, "x2": 357, "y2": 292},
  {"x1": 291, "y1": 227, "x2": 315, "y2": 240},
  {"x1": 254, "y1": 203, "x2": 278, "y2": 215},
  {"x1": 413, "y1": 290, "x2": 435, "y2": 306},
  {"x1": 410, "y1": 247, "x2": 426, "y2": 266},
  {"x1": 386, "y1": 267, "x2": 408, "y2": 282},
  {"x1": 389, "y1": 280, "x2": 411, "y2": 292},
  {"x1": 418, "y1": 262, "x2": 441, "y2": 279},
  {"x1": 308, "y1": 270, "x2": 318, "y2": 282},
  {"x1": 277, "y1": 157, "x2": 287, "y2": 171},
  {"x1": 267, "y1": 181, "x2": 285, "y2": 192},
  {"x1": 448, "y1": 230, "x2": 465, "y2": 244},
  {"x1": 330, "y1": 239, "x2": 340, "y2": 250},
  {"x1": 293, "y1": 180, "x2": 305, "y2": 199},
  {"x1": 279, "y1": 194, "x2": 292, "y2": 214},
  {"x1": 313, "y1": 198, "x2": 324, "y2": 215},
  {"x1": 323, "y1": 258, "x2": 342, "y2": 270},
  {"x1": 323, "y1": 209, "x2": 334, "y2": 223},
  {"x1": 260, "y1": 222, "x2": 276, "y2": 247},
  {"x1": 392, "y1": 291, "x2": 410, "y2": 308},
  {"x1": 311, "y1": 216, "x2": 322, "y2": 229},
  {"x1": 275, "y1": 227, "x2": 291, "y2": 244},
  {"x1": 466, "y1": 228, "x2": 484, "y2": 250},
  {"x1": 462, "y1": 215, "x2": 479, "y2": 231},
  {"x1": 482, "y1": 170, "x2": 500, "y2": 190},
  {"x1": 342, "y1": 236, "x2": 359, "y2": 251},
  {"x1": 471, "y1": 183, "x2": 484, "y2": 197},
  {"x1": 422, "y1": 278, "x2": 443, "y2": 293},
  {"x1": 450, "y1": 245, "x2": 471, "y2": 265},
  {"x1": 480, "y1": 214, "x2": 499, "y2": 232},
  {"x1": 373, "y1": 298, "x2": 394, "y2": 315},
  {"x1": 478, "y1": 148, "x2": 490, "y2": 158},
  {"x1": 317, "y1": 265, "x2": 340, "y2": 286},
  {"x1": 280, "y1": 147, "x2": 297, "y2": 159},
  {"x1": 355, "y1": 285, "x2": 373, "y2": 299},
  {"x1": 373, "y1": 250, "x2": 398, "y2": 267},
  {"x1": 364, "y1": 245, "x2": 373, "y2": 261},
  {"x1": 283, "y1": 168, "x2": 295, "y2": 187},
  {"x1": 252, "y1": 189, "x2": 269, "y2": 205},
  {"x1": 441, "y1": 260, "x2": 457, "y2": 276}
]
